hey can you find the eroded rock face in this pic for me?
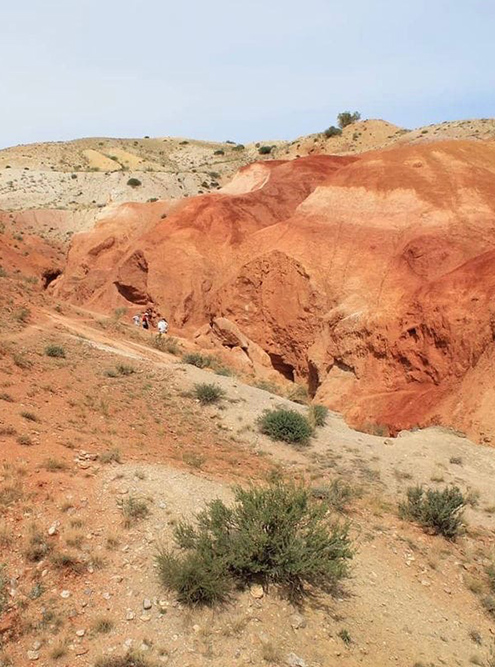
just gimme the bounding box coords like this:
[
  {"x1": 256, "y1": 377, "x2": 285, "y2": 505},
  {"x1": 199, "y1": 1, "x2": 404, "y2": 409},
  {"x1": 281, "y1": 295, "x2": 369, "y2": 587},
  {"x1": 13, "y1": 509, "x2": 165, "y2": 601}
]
[{"x1": 54, "y1": 141, "x2": 495, "y2": 443}]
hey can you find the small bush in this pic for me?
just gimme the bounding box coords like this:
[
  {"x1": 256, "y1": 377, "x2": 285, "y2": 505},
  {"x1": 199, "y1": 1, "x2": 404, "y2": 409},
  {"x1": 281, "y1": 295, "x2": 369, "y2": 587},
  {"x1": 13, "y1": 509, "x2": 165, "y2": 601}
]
[
  {"x1": 309, "y1": 404, "x2": 329, "y2": 427},
  {"x1": 182, "y1": 352, "x2": 212, "y2": 369},
  {"x1": 312, "y1": 479, "x2": 356, "y2": 513},
  {"x1": 287, "y1": 385, "x2": 309, "y2": 404},
  {"x1": 13, "y1": 353, "x2": 33, "y2": 369},
  {"x1": 0, "y1": 266, "x2": 7, "y2": 278},
  {"x1": 258, "y1": 145, "x2": 273, "y2": 155},
  {"x1": 93, "y1": 616, "x2": 114, "y2": 634},
  {"x1": 323, "y1": 126, "x2": 342, "y2": 138},
  {"x1": 26, "y1": 530, "x2": 51, "y2": 562},
  {"x1": 486, "y1": 562, "x2": 495, "y2": 592},
  {"x1": 42, "y1": 458, "x2": 68, "y2": 471},
  {"x1": 399, "y1": 485, "x2": 466, "y2": 539},
  {"x1": 0, "y1": 392, "x2": 14, "y2": 402},
  {"x1": 213, "y1": 149, "x2": 225, "y2": 155},
  {"x1": 194, "y1": 383, "x2": 225, "y2": 404},
  {"x1": 95, "y1": 650, "x2": 157, "y2": 667},
  {"x1": 116, "y1": 363, "x2": 135, "y2": 376},
  {"x1": 259, "y1": 408, "x2": 313, "y2": 445},
  {"x1": 126, "y1": 178, "x2": 142, "y2": 187},
  {"x1": 13, "y1": 307, "x2": 30, "y2": 323},
  {"x1": 119, "y1": 496, "x2": 149, "y2": 528},
  {"x1": 337, "y1": 111, "x2": 361, "y2": 128},
  {"x1": 482, "y1": 595, "x2": 495, "y2": 617},
  {"x1": 21, "y1": 411, "x2": 39, "y2": 422},
  {"x1": 152, "y1": 336, "x2": 181, "y2": 355},
  {"x1": 17, "y1": 434, "x2": 33, "y2": 446},
  {"x1": 157, "y1": 481, "x2": 352, "y2": 605},
  {"x1": 104, "y1": 368, "x2": 118, "y2": 378},
  {"x1": 99, "y1": 449, "x2": 122, "y2": 464},
  {"x1": 45, "y1": 345, "x2": 66, "y2": 358}
]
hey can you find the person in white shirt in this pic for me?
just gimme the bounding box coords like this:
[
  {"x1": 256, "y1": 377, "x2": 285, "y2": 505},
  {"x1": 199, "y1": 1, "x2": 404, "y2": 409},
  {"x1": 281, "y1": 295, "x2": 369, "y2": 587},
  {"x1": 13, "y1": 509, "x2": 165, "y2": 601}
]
[
  {"x1": 157, "y1": 318, "x2": 168, "y2": 336},
  {"x1": 133, "y1": 313, "x2": 141, "y2": 327}
]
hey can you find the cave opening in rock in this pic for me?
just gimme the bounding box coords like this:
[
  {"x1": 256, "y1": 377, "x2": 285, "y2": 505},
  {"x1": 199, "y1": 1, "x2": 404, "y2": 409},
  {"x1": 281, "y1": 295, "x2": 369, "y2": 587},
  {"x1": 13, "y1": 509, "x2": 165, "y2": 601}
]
[
  {"x1": 42, "y1": 268, "x2": 62, "y2": 289},
  {"x1": 268, "y1": 353, "x2": 295, "y2": 382}
]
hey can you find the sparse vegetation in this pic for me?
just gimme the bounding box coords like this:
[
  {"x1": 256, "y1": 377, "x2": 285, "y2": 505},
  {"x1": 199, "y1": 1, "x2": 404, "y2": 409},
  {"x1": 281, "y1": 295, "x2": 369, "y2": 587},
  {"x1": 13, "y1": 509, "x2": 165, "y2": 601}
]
[
  {"x1": 13, "y1": 306, "x2": 30, "y2": 323},
  {"x1": 126, "y1": 178, "x2": 142, "y2": 187},
  {"x1": 119, "y1": 496, "x2": 149, "y2": 527},
  {"x1": 399, "y1": 485, "x2": 467, "y2": 539},
  {"x1": 100, "y1": 448, "x2": 122, "y2": 464},
  {"x1": 95, "y1": 652, "x2": 156, "y2": 667},
  {"x1": 182, "y1": 352, "x2": 212, "y2": 369},
  {"x1": 194, "y1": 383, "x2": 225, "y2": 404},
  {"x1": 312, "y1": 479, "x2": 356, "y2": 513},
  {"x1": 337, "y1": 111, "x2": 361, "y2": 128},
  {"x1": 20, "y1": 410, "x2": 39, "y2": 422},
  {"x1": 157, "y1": 481, "x2": 352, "y2": 605},
  {"x1": 116, "y1": 363, "x2": 135, "y2": 376},
  {"x1": 13, "y1": 353, "x2": 33, "y2": 369},
  {"x1": 259, "y1": 408, "x2": 313, "y2": 446},
  {"x1": 93, "y1": 616, "x2": 114, "y2": 634},
  {"x1": 45, "y1": 344, "x2": 66, "y2": 358},
  {"x1": 323, "y1": 125, "x2": 342, "y2": 138},
  {"x1": 258, "y1": 145, "x2": 273, "y2": 155},
  {"x1": 309, "y1": 404, "x2": 329, "y2": 427},
  {"x1": 152, "y1": 336, "x2": 181, "y2": 355}
]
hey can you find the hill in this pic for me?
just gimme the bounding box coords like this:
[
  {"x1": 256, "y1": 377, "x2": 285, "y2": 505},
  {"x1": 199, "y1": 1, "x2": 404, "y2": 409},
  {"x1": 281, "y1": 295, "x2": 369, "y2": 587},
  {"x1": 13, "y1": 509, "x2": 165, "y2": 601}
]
[
  {"x1": 1, "y1": 117, "x2": 495, "y2": 215},
  {"x1": 52, "y1": 139, "x2": 495, "y2": 445}
]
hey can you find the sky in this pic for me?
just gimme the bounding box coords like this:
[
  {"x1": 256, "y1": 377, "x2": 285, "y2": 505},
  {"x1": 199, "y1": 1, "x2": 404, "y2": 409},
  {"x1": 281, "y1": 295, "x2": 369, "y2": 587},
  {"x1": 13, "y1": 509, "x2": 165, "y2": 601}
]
[{"x1": 1, "y1": 0, "x2": 494, "y2": 148}]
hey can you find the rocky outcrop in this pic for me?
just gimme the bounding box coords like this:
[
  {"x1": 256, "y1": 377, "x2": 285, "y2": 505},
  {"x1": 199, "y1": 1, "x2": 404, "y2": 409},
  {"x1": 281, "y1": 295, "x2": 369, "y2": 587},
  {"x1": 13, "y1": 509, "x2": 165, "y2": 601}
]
[{"x1": 54, "y1": 140, "x2": 495, "y2": 443}]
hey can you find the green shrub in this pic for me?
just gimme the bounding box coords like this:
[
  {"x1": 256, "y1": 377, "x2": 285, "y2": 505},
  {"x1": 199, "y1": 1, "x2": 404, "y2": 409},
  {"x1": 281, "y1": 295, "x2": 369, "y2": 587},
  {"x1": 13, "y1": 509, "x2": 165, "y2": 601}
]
[
  {"x1": 213, "y1": 149, "x2": 225, "y2": 156},
  {"x1": 323, "y1": 126, "x2": 342, "y2": 138},
  {"x1": 337, "y1": 111, "x2": 361, "y2": 128},
  {"x1": 0, "y1": 392, "x2": 14, "y2": 402},
  {"x1": 259, "y1": 408, "x2": 313, "y2": 445},
  {"x1": 182, "y1": 352, "x2": 212, "y2": 369},
  {"x1": 194, "y1": 383, "x2": 225, "y2": 404},
  {"x1": 126, "y1": 178, "x2": 142, "y2": 187},
  {"x1": 157, "y1": 481, "x2": 352, "y2": 605},
  {"x1": 13, "y1": 353, "x2": 32, "y2": 369},
  {"x1": 45, "y1": 345, "x2": 66, "y2": 358},
  {"x1": 309, "y1": 404, "x2": 329, "y2": 427},
  {"x1": 258, "y1": 145, "x2": 273, "y2": 155},
  {"x1": 399, "y1": 485, "x2": 466, "y2": 539}
]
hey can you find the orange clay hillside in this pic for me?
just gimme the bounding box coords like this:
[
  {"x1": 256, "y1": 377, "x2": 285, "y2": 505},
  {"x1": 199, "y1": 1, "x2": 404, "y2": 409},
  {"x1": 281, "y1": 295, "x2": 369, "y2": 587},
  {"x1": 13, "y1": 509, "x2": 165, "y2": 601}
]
[{"x1": 52, "y1": 139, "x2": 495, "y2": 444}]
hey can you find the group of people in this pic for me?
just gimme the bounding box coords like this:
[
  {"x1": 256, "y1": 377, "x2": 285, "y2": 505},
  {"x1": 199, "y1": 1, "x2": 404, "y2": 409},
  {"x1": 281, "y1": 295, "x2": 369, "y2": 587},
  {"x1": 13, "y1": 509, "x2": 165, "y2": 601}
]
[{"x1": 133, "y1": 309, "x2": 168, "y2": 335}]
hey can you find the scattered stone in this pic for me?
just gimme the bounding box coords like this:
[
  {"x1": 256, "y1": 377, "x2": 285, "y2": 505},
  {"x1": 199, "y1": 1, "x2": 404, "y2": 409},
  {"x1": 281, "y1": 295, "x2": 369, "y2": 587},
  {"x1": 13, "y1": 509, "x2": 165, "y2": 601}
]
[
  {"x1": 126, "y1": 611, "x2": 135, "y2": 621},
  {"x1": 32, "y1": 641, "x2": 42, "y2": 651},
  {"x1": 60, "y1": 590, "x2": 70, "y2": 599},
  {"x1": 250, "y1": 584, "x2": 264, "y2": 599},
  {"x1": 143, "y1": 599, "x2": 152, "y2": 610},
  {"x1": 290, "y1": 613, "x2": 306, "y2": 630},
  {"x1": 75, "y1": 629, "x2": 85, "y2": 637},
  {"x1": 140, "y1": 614, "x2": 151, "y2": 622},
  {"x1": 193, "y1": 624, "x2": 201, "y2": 633},
  {"x1": 384, "y1": 439, "x2": 393, "y2": 446},
  {"x1": 287, "y1": 653, "x2": 306, "y2": 667},
  {"x1": 48, "y1": 523, "x2": 58, "y2": 536},
  {"x1": 102, "y1": 592, "x2": 111, "y2": 600},
  {"x1": 27, "y1": 651, "x2": 39, "y2": 661}
]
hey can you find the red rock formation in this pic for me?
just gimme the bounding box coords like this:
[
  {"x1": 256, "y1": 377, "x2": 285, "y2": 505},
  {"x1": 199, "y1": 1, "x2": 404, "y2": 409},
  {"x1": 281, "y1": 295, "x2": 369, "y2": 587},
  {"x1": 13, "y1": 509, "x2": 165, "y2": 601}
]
[{"x1": 54, "y1": 141, "x2": 495, "y2": 443}]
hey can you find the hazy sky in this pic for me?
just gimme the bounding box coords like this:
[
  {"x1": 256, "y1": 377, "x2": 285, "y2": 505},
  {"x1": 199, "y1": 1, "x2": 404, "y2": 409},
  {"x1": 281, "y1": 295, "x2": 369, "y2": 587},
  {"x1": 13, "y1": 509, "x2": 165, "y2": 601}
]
[{"x1": 2, "y1": 0, "x2": 494, "y2": 147}]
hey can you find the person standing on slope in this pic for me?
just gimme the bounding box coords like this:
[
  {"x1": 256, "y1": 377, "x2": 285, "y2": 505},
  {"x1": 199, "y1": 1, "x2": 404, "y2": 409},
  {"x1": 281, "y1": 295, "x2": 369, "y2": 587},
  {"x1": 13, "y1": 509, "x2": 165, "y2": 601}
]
[
  {"x1": 157, "y1": 317, "x2": 169, "y2": 337},
  {"x1": 133, "y1": 313, "x2": 141, "y2": 327}
]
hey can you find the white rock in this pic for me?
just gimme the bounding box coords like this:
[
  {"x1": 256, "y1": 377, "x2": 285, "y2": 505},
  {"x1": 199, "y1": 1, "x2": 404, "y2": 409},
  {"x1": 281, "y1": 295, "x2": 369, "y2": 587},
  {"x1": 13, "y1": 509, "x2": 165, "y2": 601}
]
[
  {"x1": 27, "y1": 651, "x2": 39, "y2": 661},
  {"x1": 287, "y1": 653, "x2": 306, "y2": 667},
  {"x1": 250, "y1": 584, "x2": 264, "y2": 599},
  {"x1": 60, "y1": 590, "x2": 70, "y2": 599}
]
